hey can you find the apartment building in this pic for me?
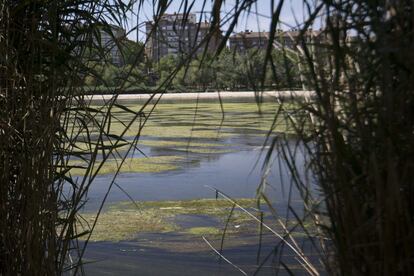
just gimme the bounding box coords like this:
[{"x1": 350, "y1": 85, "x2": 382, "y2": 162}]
[
  {"x1": 229, "y1": 29, "x2": 323, "y2": 52},
  {"x1": 145, "y1": 13, "x2": 221, "y2": 62},
  {"x1": 229, "y1": 31, "x2": 269, "y2": 52},
  {"x1": 99, "y1": 24, "x2": 126, "y2": 66},
  {"x1": 274, "y1": 29, "x2": 323, "y2": 50}
]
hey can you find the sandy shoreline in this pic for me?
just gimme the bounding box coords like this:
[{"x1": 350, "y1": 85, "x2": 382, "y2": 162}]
[{"x1": 86, "y1": 90, "x2": 314, "y2": 103}]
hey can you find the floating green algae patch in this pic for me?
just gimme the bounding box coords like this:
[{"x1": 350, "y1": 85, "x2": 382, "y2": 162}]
[
  {"x1": 109, "y1": 198, "x2": 257, "y2": 213},
  {"x1": 186, "y1": 227, "x2": 221, "y2": 236},
  {"x1": 72, "y1": 101, "x2": 299, "y2": 156},
  {"x1": 169, "y1": 147, "x2": 235, "y2": 154},
  {"x1": 85, "y1": 101, "x2": 296, "y2": 139},
  {"x1": 141, "y1": 126, "x2": 232, "y2": 139},
  {"x1": 139, "y1": 140, "x2": 227, "y2": 148},
  {"x1": 92, "y1": 121, "x2": 233, "y2": 139},
  {"x1": 79, "y1": 198, "x2": 258, "y2": 242},
  {"x1": 78, "y1": 198, "x2": 319, "y2": 243},
  {"x1": 78, "y1": 209, "x2": 177, "y2": 242},
  {"x1": 140, "y1": 139, "x2": 237, "y2": 154},
  {"x1": 70, "y1": 156, "x2": 185, "y2": 175}
]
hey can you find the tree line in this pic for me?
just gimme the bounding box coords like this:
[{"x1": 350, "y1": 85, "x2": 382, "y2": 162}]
[{"x1": 83, "y1": 40, "x2": 302, "y2": 92}]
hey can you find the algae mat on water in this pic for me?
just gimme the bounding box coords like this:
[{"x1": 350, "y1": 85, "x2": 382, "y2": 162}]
[
  {"x1": 87, "y1": 101, "x2": 294, "y2": 138},
  {"x1": 78, "y1": 198, "x2": 258, "y2": 242},
  {"x1": 78, "y1": 198, "x2": 319, "y2": 249},
  {"x1": 70, "y1": 155, "x2": 186, "y2": 175}
]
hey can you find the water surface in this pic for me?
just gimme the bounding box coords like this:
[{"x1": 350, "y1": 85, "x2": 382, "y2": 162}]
[{"x1": 77, "y1": 99, "x2": 313, "y2": 275}]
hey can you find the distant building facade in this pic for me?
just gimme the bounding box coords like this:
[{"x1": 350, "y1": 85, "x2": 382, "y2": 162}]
[
  {"x1": 229, "y1": 31, "x2": 269, "y2": 52},
  {"x1": 99, "y1": 24, "x2": 126, "y2": 66},
  {"x1": 274, "y1": 29, "x2": 323, "y2": 50},
  {"x1": 145, "y1": 13, "x2": 221, "y2": 62},
  {"x1": 229, "y1": 29, "x2": 323, "y2": 52},
  {"x1": 65, "y1": 23, "x2": 126, "y2": 66}
]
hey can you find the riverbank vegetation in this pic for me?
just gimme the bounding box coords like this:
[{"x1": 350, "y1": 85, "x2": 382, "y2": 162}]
[{"x1": 82, "y1": 48, "x2": 302, "y2": 93}]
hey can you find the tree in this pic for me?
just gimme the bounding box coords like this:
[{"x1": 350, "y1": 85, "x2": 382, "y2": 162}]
[
  {"x1": 216, "y1": 49, "x2": 239, "y2": 90},
  {"x1": 185, "y1": 57, "x2": 216, "y2": 90},
  {"x1": 155, "y1": 55, "x2": 180, "y2": 89},
  {"x1": 121, "y1": 39, "x2": 145, "y2": 66}
]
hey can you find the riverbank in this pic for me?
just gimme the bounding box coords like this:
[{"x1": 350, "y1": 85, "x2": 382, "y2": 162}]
[{"x1": 86, "y1": 90, "x2": 314, "y2": 103}]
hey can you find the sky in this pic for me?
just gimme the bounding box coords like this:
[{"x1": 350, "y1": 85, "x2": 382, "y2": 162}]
[{"x1": 124, "y1": 0, "x2": 322, "y2": 41}]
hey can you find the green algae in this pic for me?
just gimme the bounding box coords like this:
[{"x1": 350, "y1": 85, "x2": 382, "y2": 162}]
[
  {"x1": 186, "y1": 227, "x2": 221, "y2": 236},
  {"x1": 86, "y1": 101, "x2": 293, "y2": 139},
  {"x1": 79, "y1": 198, "x2": 258, "y2": 242},
  {"x1": 79, "y1": 101, "x2": 297, "y2": 145},
  {"x1": 68, "y1": 101, "x2": 300, "y2": 177},
  {"x1": 78, "y1": 198, "x2": 319, "y2": 245},
  {"x1": 70, "y1": 156, "x2": 185, "y2": 176},
  {"x1": 169, "y1": 147, "x2": 235, "y2": 154},
  {"x1": 139, "y1": 140, "x2": 227, "y2": 148},
  {"x1": 97, "y1": 122, "x2": 233, "y2": 139},
  {"x1": 70, "y1": 101, "x2": 312, "y2": 250},
  {"x1": 79, "y1": 209, "x2": 177, "y2": 242},
  {"x1": 144, "y1": 140, "x2": 237, "y2": 154},
  {"x1": 108, "y1": 198, "x2": 257, "y2": 212},
  {"x1": 142, "y1": 127, "x2": 233, "y2": 139}
]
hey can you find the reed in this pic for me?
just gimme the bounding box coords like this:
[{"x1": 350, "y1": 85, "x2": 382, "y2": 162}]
[
  {"x1": 0, "y1": 0, "x2": 141, "y2": 273},
  {"x1": 254, "y1": 1, "x2": 414, "y2": 274},
  {"x1": 194, "y1": 1, "x2": 414, "y2": 274},
  {"x1": 0, "y1": 0, "x2": 229, "y2": 273}
]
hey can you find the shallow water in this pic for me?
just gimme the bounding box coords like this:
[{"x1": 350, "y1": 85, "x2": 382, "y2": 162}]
[{"x1": 76, "y1": 99, "x2": 316, "y2": 274}]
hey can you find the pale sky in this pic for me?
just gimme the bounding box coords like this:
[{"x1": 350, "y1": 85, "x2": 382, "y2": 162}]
[{"x1": 124, "y1": 0, "x2": 322, "y2": 41}]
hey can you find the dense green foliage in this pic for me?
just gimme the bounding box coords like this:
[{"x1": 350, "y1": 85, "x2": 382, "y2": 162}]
[{"x1": 83, "y1": 47, "x2": 301, "y2": 92}]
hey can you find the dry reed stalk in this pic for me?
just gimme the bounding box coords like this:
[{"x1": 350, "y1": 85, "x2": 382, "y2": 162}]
[
  {"x1": 0, "y1": 0, "x2": 138, "y2": 273},
  {"x1": 261, "y1": 1, "x2": 414, "y2": 274}
]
